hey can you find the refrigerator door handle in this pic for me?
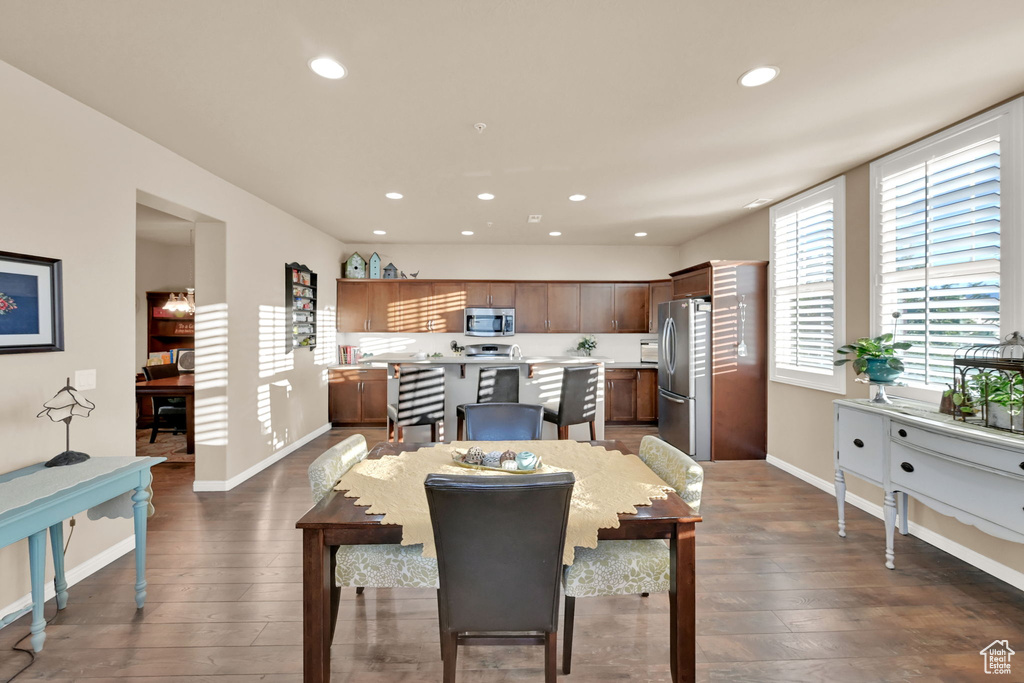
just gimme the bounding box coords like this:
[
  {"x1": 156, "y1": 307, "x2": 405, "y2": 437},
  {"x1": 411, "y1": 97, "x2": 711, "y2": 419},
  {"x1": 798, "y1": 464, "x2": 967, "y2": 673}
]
[
  {"x1": 659, "y1": 388, "x2": 688, "y2": 403},
  {"x1": 666, "y1": 317, "x2": 677, "y2": 376}
]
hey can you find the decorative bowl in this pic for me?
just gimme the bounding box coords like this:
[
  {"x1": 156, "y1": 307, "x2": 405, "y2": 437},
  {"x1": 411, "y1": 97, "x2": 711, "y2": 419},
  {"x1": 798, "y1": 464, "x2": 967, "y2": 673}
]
[{"x1": 450, "y1": 448, "x2": 544, "y2": 474}]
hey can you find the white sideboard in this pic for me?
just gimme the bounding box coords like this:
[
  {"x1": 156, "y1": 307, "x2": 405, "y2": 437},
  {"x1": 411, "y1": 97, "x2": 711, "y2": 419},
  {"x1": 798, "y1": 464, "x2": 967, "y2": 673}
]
[{"x1": 834, "y1": 398, "x2": 1024, "y2": 569}]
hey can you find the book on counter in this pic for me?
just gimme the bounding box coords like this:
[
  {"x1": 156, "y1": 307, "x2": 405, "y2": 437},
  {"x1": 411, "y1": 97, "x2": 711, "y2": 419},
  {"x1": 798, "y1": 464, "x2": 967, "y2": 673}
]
[{"x1": 339, "y1": 345, "x2": 361, "y2": 365}]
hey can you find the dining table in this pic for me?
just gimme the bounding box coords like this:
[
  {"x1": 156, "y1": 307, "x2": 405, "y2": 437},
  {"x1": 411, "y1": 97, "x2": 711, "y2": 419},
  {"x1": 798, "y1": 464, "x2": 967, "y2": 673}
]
[
  {"x1": 296, "y1": 439, "x2": 702, "y2": 683},
  {"x1": 135, "y1": 374, "x2": 195, "y2": 454}
]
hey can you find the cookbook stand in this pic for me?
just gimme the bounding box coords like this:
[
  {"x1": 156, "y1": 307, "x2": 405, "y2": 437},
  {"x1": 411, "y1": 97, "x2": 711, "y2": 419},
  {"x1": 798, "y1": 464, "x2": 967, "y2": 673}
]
[{"x1": 855, "y1": 377, "x2": 907, "y2": 405}]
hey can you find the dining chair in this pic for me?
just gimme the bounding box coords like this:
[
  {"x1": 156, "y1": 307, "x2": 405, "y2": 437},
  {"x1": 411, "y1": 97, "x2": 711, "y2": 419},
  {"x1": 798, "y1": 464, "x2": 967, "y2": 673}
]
[
  {"x1": 425, "y1": 472, "x2": 575, "y2": 683},
  {"x1": 463, "y1": 402, "x2": 543, "y2": 440},
  {"x1": 456, "y1": 365, "x2": 520, "y2": 439},
  {"x1": 387, "y1": 366, "x2": 446, "y2": 442},
  {"x1": 307, "y1": 434, "x2": 439, "y2": 640},
  {"x1": 542, "y1": 365, "x2": 599, "y2": 439},
  {"x1": 142, "y1": 364, "x2": 186, "y2": 443},
  {"x1": 560, "y1": 435, "x2": 703, "y2": 674}
]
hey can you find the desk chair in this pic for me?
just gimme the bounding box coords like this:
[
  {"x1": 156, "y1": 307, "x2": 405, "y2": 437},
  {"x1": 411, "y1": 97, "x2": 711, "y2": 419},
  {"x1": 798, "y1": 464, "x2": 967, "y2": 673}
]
[
  {"x1": 142, "y1": 364, "x2": 186, "y2": 443},
  {"x1": 463, "y1": 402, "x2": 543, "y2": 440},
  {"x1": 456, "y1": 366, "x2": 520, "y2": 439},
  {"x1": 387, "y1": 366, "x2": 446, "y2": 442},
  {"x1": 542, "y1": 365, "x2": 599, "y2": 440},
  {"x1": 560, "y1": 435, "x2": 703, "y2": 674},
  {"x1": 426, "y1": 472, "x2": 575, "y2": 683}
]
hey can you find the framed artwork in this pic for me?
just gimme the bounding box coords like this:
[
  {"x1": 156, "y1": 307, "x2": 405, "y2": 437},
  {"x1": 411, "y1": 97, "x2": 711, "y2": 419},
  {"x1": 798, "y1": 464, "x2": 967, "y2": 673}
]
[{"x1": 0, "y1": 250, "x2": 64, "y2": 354}]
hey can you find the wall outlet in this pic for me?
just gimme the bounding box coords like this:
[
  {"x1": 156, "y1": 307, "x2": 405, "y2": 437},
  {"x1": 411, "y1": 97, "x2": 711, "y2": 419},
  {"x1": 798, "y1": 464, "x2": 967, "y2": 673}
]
[{"x1": 74, "y1": 369, "x2": 97, "y2": 391}]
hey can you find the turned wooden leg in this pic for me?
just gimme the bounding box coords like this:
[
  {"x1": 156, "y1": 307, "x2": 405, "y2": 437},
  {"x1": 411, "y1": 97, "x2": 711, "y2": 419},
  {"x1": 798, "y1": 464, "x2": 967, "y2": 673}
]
[{"x1": 562, "y1": 595, "x2": 575, "y2": 674}]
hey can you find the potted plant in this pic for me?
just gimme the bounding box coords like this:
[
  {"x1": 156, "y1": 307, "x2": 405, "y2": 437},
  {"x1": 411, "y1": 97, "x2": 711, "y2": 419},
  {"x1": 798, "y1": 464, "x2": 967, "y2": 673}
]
[
  {"x1": 834, "y1": 312, "x2": 912, "y2": 382},
  {"x1": 963, "y1": 371, "x2": 1024, "y2": 430},
  {"x1": 575, "y1": 335, "x2": 597, "y2": 357}
]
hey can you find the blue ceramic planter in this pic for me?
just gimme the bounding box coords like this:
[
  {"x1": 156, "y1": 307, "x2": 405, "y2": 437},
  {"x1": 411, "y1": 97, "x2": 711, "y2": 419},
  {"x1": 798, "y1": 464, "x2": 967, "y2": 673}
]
[{"x1": 865, "y1": 357, "x2": 901, "y2": 383}]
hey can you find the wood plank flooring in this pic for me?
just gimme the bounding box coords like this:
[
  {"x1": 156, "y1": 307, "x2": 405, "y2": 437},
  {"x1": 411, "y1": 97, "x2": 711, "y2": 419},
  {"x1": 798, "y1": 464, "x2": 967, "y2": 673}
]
[{"x1": 2, "y1": 426, "x2": 1023, "y2": 681}]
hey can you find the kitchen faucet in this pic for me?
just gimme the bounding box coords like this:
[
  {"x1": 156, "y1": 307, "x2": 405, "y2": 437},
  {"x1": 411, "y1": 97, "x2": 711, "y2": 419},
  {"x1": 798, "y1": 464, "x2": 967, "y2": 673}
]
[{"x1": 509, "y1": 343, "x2": 522, "y2": 359}]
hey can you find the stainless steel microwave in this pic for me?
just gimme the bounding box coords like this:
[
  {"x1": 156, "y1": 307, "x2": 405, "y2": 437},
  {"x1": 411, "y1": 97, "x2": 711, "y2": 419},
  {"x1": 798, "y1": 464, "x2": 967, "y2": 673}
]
[{"x1": 465, "y1": 308, "x2": 515, "y2": 337}]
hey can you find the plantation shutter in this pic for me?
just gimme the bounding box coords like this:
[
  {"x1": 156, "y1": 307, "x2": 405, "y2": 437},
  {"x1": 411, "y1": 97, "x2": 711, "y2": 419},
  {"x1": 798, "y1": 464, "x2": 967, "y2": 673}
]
[
  {"x1": 770, "y1": 178, "x2": 845, "y2": 393},
  {"x1": 877, "y1": 136, "x2": 1002, "y2": 388}
]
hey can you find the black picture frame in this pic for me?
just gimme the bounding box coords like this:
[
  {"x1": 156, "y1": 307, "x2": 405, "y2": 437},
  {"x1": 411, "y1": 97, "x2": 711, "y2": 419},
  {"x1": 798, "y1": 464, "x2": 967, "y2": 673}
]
[{"x1": 0, "y1": 250, "x2": 64, "y2": 354}]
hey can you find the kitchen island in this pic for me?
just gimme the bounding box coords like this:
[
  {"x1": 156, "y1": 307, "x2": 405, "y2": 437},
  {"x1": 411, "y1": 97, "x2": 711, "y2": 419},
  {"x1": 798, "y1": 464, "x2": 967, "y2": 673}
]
[{"x1": 338, "y1": 354, "x2": 607, "y2": 441}]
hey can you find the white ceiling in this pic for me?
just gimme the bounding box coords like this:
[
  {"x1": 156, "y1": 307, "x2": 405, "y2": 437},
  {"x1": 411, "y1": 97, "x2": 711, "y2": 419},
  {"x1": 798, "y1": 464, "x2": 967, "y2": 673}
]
[
  {"x1": 3, "y1": 1, "x2": 1024, "y2": 246},
  {"x1": 136, "y1": 204, "x2": 193, "y2": 246}
]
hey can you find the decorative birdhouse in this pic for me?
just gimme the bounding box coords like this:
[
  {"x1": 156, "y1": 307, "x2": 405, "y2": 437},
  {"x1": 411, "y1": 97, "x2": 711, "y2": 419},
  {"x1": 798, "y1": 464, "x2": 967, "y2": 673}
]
[
  {"x1": 382, "y1": 262, "x2": 398, "y2": 279},
  {"x1": 344, "y1": 253, "x2": 366, "y2": 279},
  {"x1": 369, "y1": 252, "x2": 382, "y2": 279}
]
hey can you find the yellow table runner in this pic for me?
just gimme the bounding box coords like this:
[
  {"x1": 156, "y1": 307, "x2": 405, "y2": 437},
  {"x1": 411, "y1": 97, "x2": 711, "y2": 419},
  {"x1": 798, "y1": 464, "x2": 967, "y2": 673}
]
[{"x1": 335, "y1": 440, "x2": 673, "y2": 565}]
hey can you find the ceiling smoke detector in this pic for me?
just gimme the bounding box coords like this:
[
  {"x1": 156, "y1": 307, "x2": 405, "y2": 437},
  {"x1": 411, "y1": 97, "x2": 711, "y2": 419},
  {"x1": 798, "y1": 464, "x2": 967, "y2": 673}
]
[
  {"x1": 474, "y1": 123, "x2": 487, "y2": 134},
  {"x1": 528, "y1": 215, "x2": 542, "y2": 223}
]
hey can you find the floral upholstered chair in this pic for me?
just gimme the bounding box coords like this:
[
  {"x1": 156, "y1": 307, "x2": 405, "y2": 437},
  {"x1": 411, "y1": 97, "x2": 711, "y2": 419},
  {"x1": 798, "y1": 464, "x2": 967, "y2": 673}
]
[
  {"x1": 307, "y1": 434, "x2": 439, "y2": 637},
  {"x1": 560, "y1": 434, "x2": 703, "y2": 674}
]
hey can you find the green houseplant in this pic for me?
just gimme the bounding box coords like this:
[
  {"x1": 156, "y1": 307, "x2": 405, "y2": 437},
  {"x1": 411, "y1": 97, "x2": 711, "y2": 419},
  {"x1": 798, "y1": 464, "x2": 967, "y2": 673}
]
[
  {"x1": 575, "y1": 335, "x2": 597, "y2": 357},
  {"x1": 834, "y1": 313, "x2": 912, "y2": 382}
]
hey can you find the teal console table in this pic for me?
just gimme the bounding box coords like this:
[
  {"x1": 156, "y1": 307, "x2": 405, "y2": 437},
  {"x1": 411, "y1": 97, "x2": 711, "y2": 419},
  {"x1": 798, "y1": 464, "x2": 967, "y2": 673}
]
[{"x1": 0, "y1": 456, "x2": 165, "y2": 652}]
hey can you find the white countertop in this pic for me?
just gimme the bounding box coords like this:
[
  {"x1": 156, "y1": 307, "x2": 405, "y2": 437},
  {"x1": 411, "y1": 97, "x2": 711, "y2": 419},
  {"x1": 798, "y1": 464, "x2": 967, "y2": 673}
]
[{"x1": 350, "y1": 354, "x2": 606, "y2": 365}]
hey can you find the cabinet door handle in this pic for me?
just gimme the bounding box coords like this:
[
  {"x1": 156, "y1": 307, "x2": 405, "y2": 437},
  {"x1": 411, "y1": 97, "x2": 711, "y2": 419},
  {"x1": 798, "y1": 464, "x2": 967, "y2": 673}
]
[
  {"x1": 900, "y1": 462, "x2": 914, "y2": 473},
  {"x1": 898, "y1": 429, "x2": 908, "y2": 438},
  {"x1": 853, "y1": 438, "x2": 864, "y2": 448}
]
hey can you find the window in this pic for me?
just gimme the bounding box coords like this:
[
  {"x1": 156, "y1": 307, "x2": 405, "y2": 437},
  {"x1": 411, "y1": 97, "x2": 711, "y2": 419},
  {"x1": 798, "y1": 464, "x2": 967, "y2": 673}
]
[
  {"x1": 871, "y1": 99, "x2": 1023, "y2": 395},
  {"x1": 770, "y1": 177, "x2": 846, "y2": 393}
]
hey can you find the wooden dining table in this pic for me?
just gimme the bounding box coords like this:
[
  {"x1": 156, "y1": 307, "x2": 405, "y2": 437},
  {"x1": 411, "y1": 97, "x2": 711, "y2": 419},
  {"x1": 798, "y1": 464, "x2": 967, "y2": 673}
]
[
  {"x1": 134, "y1": 374, "x2": 195, "y2": 454},
  {"x1": 296, "y1": 439, "x2": 702, "y2": 683}
]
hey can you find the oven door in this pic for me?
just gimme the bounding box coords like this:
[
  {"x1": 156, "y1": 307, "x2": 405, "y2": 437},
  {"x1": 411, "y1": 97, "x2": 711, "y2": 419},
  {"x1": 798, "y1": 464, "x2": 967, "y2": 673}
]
[{"x1": 465, "y1": 309, "x2": 504, "y2": 337}]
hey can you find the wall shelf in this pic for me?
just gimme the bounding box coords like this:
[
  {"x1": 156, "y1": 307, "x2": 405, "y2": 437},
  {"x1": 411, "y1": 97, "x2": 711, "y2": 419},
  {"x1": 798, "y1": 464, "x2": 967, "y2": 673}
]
[{"x1": 287, "y1": 263, "x2": 317, "y2": 351}]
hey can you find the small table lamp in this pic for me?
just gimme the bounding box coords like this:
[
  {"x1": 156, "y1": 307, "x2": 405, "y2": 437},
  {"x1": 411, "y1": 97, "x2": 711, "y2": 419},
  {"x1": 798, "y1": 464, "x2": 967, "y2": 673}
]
[{"x1": 37, "y1": 377, "x2": 96, "y2": 467}]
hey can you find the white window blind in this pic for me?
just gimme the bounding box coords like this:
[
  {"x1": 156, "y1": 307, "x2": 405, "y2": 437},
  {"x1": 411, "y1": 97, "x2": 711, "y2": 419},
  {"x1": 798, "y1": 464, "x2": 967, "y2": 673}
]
[
  {"x1": 770, "y1": 177, "x2": 846, "y2": 394},
  {"x1": 872, "y1": 99, "x2": 1022, "y2": 394}
]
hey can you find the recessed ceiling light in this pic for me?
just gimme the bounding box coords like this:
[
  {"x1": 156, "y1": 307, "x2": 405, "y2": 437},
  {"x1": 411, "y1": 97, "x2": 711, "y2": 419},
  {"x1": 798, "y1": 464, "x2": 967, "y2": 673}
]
[
  {"x1": 743, "y1": 198, "x2": 773, "y2": 209},
  {"x1": 634, "y1": 232, "x2": 648, "y2": 237},
  {"x1": 549, "y1": 231, "x2": 562, "y2": 237},
  {"x1": 385, "y1": 192, "x2": 403, "y2": 199},
  {"x1": 738, "y1": 66, "x2": 779, "y2": 87},
  {"x1": 568, "y1": 194, "x2": 587, "y2": 202},
  {"x1": 461, "y1": 230, "x2": 474, "y2": 236},
  {"x1": 373, "y1": 230, "x2": 386, "y2": 235},
  {"x1": 477, "y1": 193, "x2": 495, "y2": 201},
  {"x1": 309, "y1": 57, "x2": 347, "y2": 80}
]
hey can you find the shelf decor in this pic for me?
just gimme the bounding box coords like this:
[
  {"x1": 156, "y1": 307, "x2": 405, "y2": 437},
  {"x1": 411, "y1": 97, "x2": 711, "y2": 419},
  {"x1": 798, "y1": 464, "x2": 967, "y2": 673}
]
[
  {"x1": 287, "y1": 263, "x2": 317, "y2": 351},
  {"x1": 0, "y1": 250, "x2": 64, "y2": 354},
  {"x1": 952, "y1": 331, "x2": 1024, "y2": 434}
]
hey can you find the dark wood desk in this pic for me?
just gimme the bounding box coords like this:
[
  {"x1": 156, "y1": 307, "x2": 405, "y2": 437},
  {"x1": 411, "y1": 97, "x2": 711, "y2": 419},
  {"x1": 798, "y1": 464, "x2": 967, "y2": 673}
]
[
  {"x1": 296, "y1": 440, "x2": 701, "y2": 683},
  {"x1": 135, "y1": 374, "x2": 195, "y2": 454}
]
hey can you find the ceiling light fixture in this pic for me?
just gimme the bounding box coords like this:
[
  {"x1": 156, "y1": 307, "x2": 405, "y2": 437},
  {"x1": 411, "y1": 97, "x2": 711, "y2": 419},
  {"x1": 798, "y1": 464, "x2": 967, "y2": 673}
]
[
  {"x1": 634, "y1": 232, "x2": 648, "y2": 237},
  {"x1": 568, "y1": 194, "x2": 587, "y2": 202},
  {"x1": 385, "y1": 192, "x2": 403, "y2": 199},
  {"x1": 309, "y1": 57, "x2": 347, "y2": 80},
  {"x1": 461, "y1": 230, "x2": 474, "y2": 236},
  {"x1": 373, "y1": 230, "x2": 387, "y2": 235},
  {"x1": 743, "y1": 198, "x2": 773, "y2": 209},
  {"x1": 738, "y1": 66, "x2": 779, "y2": 87},
  {"x1": 477, "y1": 193, "x2": 495, "y2": 201},
  {"x1": 549, "y1": 231, "x2": 562, "y2": 237}
]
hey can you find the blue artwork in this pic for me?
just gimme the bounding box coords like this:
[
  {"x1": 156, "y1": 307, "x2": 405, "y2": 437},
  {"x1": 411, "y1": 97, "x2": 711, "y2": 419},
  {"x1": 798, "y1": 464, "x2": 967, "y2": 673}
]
[{"x1": 0, "y1": 272, "x2": 40, "y2": 335}]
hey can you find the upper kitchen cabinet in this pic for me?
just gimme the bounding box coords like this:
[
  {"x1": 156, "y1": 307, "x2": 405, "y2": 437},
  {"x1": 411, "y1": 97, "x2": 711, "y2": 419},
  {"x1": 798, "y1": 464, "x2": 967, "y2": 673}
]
[
  {"x1": 465, "y1": 282, "x2": 515, "y2": 308},
  {"x1": 395, "y1": 281, "x2": 434, "y2": 332},
  {"x1": 515, "y1": 282, "x2": 579, "y2": 333},
  {"x1": 649, "y1": 280, "x2": 673, "y2": 333},
  {"x1": 337, "y1": 280, "x2": 398, "y2": 332},
  {"x1": 430, "y1": 282, "x2": 467, "y2": 333},
  {"x1": 672, "y1": 267, "x2": 712, "y2": 299},
  {"x1": 514, "y1": 282, "x2": 548, "y2": 332},
  {"x1": 337, "y1": 280, "x2": 368, "y2": 332},
  {"x1": 580, "y1": 282, "x2": 649, "y2": 333},
  {"x1": 547, "y1": 283, "x2": 580, "y2": 332}
]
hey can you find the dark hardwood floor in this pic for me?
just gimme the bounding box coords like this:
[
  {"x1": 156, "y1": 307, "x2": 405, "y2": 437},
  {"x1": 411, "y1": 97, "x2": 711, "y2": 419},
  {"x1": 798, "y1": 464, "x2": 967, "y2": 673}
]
[{"x1": 2, "y1": 426, "x2": 1023, "y2": 681}]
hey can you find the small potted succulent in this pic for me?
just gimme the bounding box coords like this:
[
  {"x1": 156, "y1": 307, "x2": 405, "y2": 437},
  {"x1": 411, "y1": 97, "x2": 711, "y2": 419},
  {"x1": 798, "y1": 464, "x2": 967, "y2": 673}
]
[{"x1": 834, "y1": 312, "x2": 912, "y2": 382}]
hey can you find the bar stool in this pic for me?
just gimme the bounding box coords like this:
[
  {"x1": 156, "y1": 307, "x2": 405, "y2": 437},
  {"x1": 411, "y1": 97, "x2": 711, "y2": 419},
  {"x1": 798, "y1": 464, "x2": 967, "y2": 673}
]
[
  {"x1": 456, "y1": 366, "x2": 520, "y2": 440},
  {"x1": 542, "y1": 365, "x2": 599, "y2": 440},
  {"x1": 387, "y1": 366, "x2": 446, "y2": 443}
]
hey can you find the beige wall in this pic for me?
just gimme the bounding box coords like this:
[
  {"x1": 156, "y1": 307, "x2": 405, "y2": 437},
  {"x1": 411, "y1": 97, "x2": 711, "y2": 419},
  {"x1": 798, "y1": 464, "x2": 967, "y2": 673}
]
[
  {"x1": 0, "y1": 60, "x2": 345, "y2": 610},
  {"x1": 678, "y1": 160, "x2": 1024, "y2": 577},
  {"x1": 134, "y1": 237, "x2": 192, "y2": 370},
  {"x1": 344, "y1": 243, "x2": 680, "y2": 281}
]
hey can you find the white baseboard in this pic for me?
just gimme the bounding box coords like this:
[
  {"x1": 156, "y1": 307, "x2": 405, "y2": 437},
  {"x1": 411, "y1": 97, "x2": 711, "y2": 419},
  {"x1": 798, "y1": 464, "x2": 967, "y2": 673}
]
[
  {"x1": 0, "y1": 534, "x2": 136, "y2": 626},
  {"x1": 193, "y1": 422, "x2": 332, "y2": 492},
  {"x1": 765, "y1": 454, "x2": 1024, "y2": 592}
]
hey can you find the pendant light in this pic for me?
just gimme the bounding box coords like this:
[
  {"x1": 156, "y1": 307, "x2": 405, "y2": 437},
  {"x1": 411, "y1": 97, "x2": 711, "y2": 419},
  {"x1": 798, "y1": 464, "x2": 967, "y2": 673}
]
[{"x1": 161, "y1": 226, "x2": 196, "y2": 314}]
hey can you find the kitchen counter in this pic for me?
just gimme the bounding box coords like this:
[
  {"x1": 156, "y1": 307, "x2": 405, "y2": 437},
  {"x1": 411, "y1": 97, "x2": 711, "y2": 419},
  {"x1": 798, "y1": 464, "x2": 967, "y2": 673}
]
[{"x1": 350, "y1": 354, "x2": 606, "y2": 366}]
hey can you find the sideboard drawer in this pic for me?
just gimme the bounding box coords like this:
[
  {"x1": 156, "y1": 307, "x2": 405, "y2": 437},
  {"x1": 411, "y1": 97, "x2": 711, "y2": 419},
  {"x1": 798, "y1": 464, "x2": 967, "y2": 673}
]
[
  {"x1": 890, "y1": 420, "x2": 1024, "y2": 478},
  {"x1": 837, "y1": 407, "x2": 885, "y2": 483},
  {"x1": 890, "y1": 442, "x2": 1024, "y2": 537}
]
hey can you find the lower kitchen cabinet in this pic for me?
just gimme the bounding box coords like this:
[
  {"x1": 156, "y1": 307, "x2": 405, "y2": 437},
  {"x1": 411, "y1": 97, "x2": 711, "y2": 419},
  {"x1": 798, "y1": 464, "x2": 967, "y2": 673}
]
[
  {"x1": 329, "y1": 368, "x2": 387, "y2": 425},
  {"x1": 605, "y1": 368, "x2": 658, "y2": 424}
]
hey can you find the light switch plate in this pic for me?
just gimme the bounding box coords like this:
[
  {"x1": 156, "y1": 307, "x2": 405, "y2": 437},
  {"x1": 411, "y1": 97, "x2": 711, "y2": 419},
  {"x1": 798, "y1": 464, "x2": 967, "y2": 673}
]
[{"x1": 75, "y1": 369, "x2": 97, "y2": 391}]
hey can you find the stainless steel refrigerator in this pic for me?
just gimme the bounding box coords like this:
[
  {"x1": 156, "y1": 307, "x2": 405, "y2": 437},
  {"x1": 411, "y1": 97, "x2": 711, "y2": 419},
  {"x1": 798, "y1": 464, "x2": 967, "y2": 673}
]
[{"x1": 657, "y1": 299, "x2": 712, "y2": 461}]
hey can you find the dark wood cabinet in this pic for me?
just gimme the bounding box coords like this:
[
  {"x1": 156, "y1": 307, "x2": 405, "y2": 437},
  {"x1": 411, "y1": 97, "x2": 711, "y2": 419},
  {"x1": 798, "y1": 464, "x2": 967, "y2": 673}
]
[
  {"x1": 337, "y1": 281, "x2": 369, "y2": 332},
  {"x1": 649, "y1": 280, "x2": 673, "y2": 334},
  {"x1": 464, "y1": 282, "x2": 489, "y2": 307},
  {"x1": 613, "y1": 283, "x2": 649, "y2": 333},
  {"x1": 367, "y1": 282, "x2": 398, "y2": 332},
  {"x1": 431, "y1": 282, "x2": 466, "y2": 333},
  {"x1": 146, "y1": 291, "x2": 195, "y2": 362},
  {"x1": 489, "y1": 282, "x2": 516, "y2": 308},
  {"x1": 514, "y1": 282, "x2": 548, "y2": 332},
  {"x1": 546, "y1": 283, "x2": 580, "y2": 333},
  {"x1": 637, "y1": 368, "x2": 658, "y2": 422},
  {"x1": 605, "y1": 368, "x2": 658, "y2": 424},
  {"x1": 580, "y1": 284, "x2": 615, "y2": 333},
  {"x1": 673, "y1": 268, "x2": 712, "y2": 299},
  {"x1": 396, "y1": 282, "x2": 434, "y2": 332},
  {"x1": 466, "y1": 282, "x2": 515, "y2": 308},
  {"x1": 329, "y1": 368, "x2": 387, "y2": 425},
  {"x1": 338, "y1": 280, "x2": 399, "y2": 332}
]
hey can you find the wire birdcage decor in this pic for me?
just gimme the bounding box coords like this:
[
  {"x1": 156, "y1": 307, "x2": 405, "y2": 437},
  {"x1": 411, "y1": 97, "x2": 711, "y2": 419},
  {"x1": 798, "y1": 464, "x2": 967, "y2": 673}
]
[{"x1": 952, "y1": 331, "x2": 1024, "y2": 434}]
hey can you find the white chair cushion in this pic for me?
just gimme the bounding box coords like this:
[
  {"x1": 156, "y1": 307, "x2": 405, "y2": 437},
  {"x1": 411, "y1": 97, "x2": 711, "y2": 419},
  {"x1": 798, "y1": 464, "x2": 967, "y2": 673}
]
[
  {"x1": 335, "y1": 544, "x2": 439, "y2": 589},
  {"x1": 562, "y1": 540, "x2": 668, "y2": 598}
]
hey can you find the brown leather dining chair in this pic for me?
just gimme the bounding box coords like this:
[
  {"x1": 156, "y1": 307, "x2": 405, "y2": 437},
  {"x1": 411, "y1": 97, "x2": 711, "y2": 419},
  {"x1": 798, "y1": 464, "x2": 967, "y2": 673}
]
[
  {"x1": 456, "y1": 365, "x2": 521, "y2": 439},
  {"x1": 542, "y1": 365, "x2": 600, "y2": 439},
  {"x1": 142, "y1": 364, "x2": 186, "y2": 443},
  {"x1": 463, "y1": 402, "x2": 543, "y2": 440},
  {"x1": 425, "y1": 472, "x2": 575, "y2": 683},
  {"x1": 387, "y1": 366, "x2": 446, "y2": 442}
]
